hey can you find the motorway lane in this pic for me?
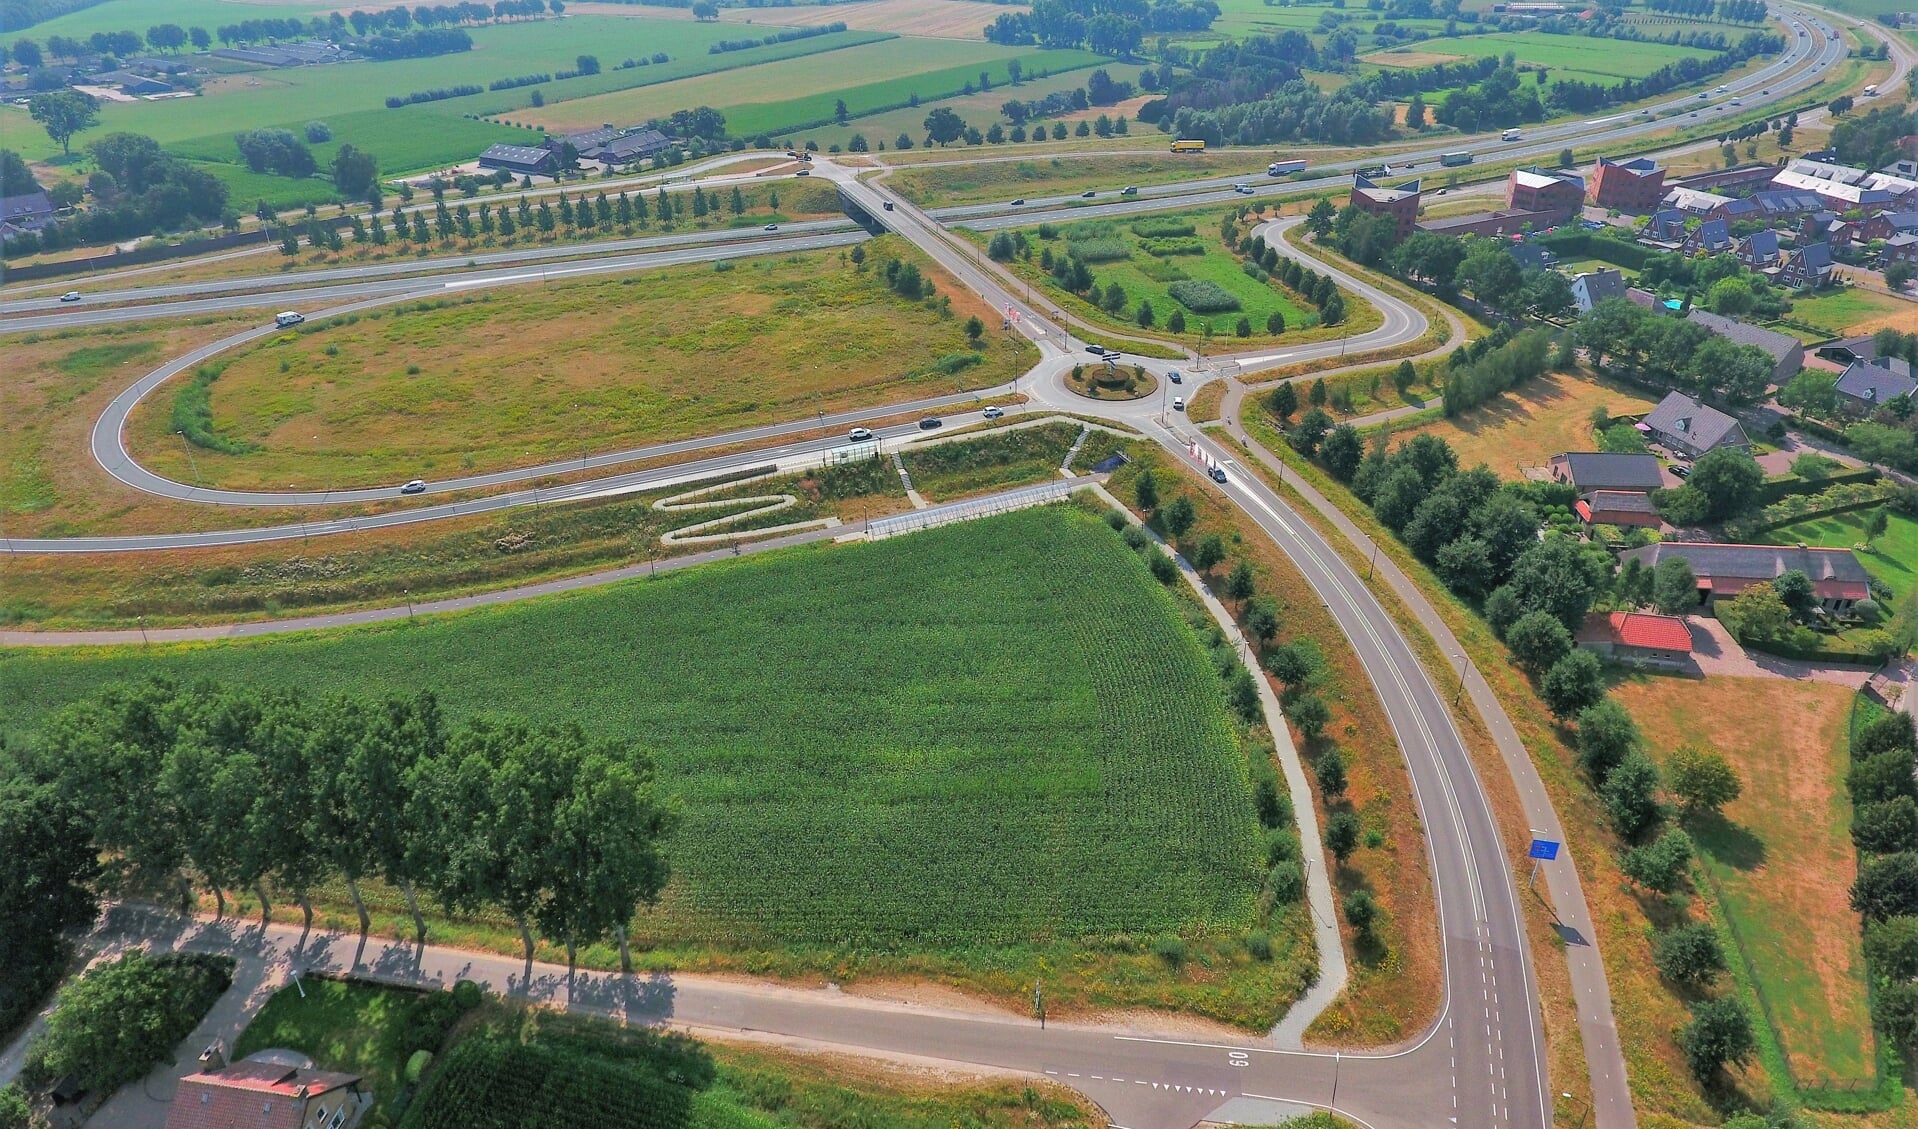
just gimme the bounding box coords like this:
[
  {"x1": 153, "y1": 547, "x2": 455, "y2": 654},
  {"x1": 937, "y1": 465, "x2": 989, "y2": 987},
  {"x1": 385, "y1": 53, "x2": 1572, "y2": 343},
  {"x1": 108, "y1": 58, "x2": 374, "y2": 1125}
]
[
  {"x1": 0, "y1": 218, "x2": 858, "y2": 316},
  {"x1": 0, "y1": 228, "x2": 869, "y2": 333},
  {"x1": 934, "y1": 10, "x2": 1841, "y2": 227}
]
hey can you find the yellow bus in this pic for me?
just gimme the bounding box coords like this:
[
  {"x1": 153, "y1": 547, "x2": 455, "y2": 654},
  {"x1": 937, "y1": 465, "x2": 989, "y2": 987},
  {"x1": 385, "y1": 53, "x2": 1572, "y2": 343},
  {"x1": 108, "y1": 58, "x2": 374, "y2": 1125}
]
[{"x1": 1170, "y1": 139, "x2": 1206, "y2": 153}]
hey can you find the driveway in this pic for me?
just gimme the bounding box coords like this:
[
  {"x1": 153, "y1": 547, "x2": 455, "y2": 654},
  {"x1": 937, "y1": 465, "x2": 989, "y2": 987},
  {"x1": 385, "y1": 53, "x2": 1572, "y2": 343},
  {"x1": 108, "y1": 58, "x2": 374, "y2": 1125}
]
[{"x1": 1685, "y1": 614, "x2": 1877, "y2": 686}]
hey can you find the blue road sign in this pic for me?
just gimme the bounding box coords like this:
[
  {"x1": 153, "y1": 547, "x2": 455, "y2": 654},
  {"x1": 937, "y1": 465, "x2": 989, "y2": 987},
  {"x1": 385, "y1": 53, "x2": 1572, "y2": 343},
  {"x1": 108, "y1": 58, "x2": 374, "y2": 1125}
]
[{"x1": 1528, "y1": 838, "x2": 1560, "y2": 861}]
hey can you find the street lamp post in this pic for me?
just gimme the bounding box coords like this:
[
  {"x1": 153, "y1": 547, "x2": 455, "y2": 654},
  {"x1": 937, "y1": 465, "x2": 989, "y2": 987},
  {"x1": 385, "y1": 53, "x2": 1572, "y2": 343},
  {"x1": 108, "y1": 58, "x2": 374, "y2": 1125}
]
[
  {"x1": 1330, "y1": 1051, "x2": 1342, "y2": 1115},
  {"x1": 1453, "y1": 652, "x2": 1468, "y2": 706},
  {"x1": 404, "y1": 589, "x2": 415, "y2": 619},
  {"x1": 175, "y1": 430, "x2": 202, "y2": 486}
]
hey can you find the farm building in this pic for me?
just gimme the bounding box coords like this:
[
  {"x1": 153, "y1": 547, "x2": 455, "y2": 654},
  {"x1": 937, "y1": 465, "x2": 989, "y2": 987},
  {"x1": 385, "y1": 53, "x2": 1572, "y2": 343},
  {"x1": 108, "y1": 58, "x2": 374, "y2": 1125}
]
[
  {"x1": 1683, "y1": 309, "x2": 1804, "y2": 384},
  {"x1": 1574, "y1": 490, "x2": 1661, "y2": 528},
  {"x1": 1575, "y1": 611, "x2": 1693, "y2": 669},
  {"x1": 1642, "y1": 391, "x2": 1749, "y2": 458},
  {"x1": 478, "y1": 143, "x2": 559, "y2": 177},
  {"x1": 585, "y1": 129, "x2": 673, "y2": 165},
  {"x1": 1619, "y1": 542, "x2": 1871, "y2": 612}
]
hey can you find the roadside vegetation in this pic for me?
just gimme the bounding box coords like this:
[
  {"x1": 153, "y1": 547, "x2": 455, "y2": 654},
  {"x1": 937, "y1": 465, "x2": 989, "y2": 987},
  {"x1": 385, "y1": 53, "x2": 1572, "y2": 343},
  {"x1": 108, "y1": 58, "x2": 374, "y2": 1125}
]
[
  {"x1": 126, "y1": 237, "x2": 1032, "y2": 491},
  {"x1": 1, "y1": 506, "x2": 1314, "y2": 1029}
]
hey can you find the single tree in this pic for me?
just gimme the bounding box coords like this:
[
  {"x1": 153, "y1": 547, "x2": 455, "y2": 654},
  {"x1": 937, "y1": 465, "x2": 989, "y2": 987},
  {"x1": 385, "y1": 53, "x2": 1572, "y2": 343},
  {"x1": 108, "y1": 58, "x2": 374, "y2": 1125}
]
[
  {"x1": 1853, "y1": 852, "x2": 1918, "y2": 921},
  {"x1": 1192, "y1": 533, "x2": 1226, "y2": 573},
  {"x1": 1602, "y1": 752, "x2": 1663, "y2": 841},
  {"x1": 1540, "y1": 649, "x2": 1605, "y2": 719},
  {"x1": 1620, "y1": 828, "x2": 1694, "y2": 894},
  {"x1": 1244, "y1": 598, "x2": 1280, "y2": 647},
  {"x1": 28, "y1": 91, "x2": 99, "y2": 155},
  {"x1": 1576, "y1": 699, "x2": 1639, "y2": 783},
  {"x1": 1163, "y1": 495, "x2": 1197, "y2": 538},
  {"x1": 1343, "y1": 888, "x2": 1379, "y2": 934},
  {"x1": 1505, "y1": 611, "x2": 1572, "y2": 677},
  {"x1": 1267, "y1": 381, "x2": 1299, "y2": 420},
  {"x1": 1225, "y1": 560, "x2": 1257, "y2": 602},
  {"x1": 1325, "y1": 810, "x2": 1361, "y2": 863},
  {"x1": 1666, "y1": 745, "x2": 1741, "y2": 818},
  {"x1": 1679, "y1": 997, "x2": 1755, "y2": 1083},
  {"x1": 1134, "y1": 468, "x2": 1159, "y2": 510},
  {"x1": 1652, "y1": 922, "x2": 1726, "y2": 986},
  {"x1": 1287, "y1": 694, "x2": 1331, "y2": 740},
  {"x1": 1651, "y1": 557, "x2": 1698, "y2": 614}
]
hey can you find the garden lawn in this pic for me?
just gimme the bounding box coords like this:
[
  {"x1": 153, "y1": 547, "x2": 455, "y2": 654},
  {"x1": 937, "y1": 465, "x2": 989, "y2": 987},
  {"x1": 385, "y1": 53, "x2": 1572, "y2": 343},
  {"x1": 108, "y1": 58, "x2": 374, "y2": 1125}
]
[
  {"x1": 1383, "y1": 369, "x2": 1662, "y2": 480},
  {"x1": 0, "y1": 506, "x2": 1310, "y2": 1028},
  {"x1": 232, "y1": 979, "x2": 427, "y2": 1110},
  {"x1": 1612, "y1": 676, "x2": 1877, "y2": 1088},
  {"x1": 1765, "y1": 508, "x2": 1918, "y2": 602},
  {"x1": 1785, "y1": 286, "x2": 1918, "y2": 337},
  {"x1": 125, "y1": 236, "x2": 1032, "y2": 491}
]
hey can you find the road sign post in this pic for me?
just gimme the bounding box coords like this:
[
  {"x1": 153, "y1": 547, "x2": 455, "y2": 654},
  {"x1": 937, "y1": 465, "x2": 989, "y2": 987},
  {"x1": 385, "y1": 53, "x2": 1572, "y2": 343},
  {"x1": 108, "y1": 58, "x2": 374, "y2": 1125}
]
[{"x1": 1527, "y1": 835, "x2": 1559, "y2": 890}]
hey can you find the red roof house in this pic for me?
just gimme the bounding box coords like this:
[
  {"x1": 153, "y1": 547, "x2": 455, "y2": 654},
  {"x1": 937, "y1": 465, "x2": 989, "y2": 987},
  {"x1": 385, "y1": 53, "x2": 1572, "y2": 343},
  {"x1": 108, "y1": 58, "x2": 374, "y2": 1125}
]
[
  {"x1": 1576, "y1": 611, "x2": 1694, "y2": 670},
  {"x1": 165, "y1": 1060, "x2": 368, "y2": 1129}
]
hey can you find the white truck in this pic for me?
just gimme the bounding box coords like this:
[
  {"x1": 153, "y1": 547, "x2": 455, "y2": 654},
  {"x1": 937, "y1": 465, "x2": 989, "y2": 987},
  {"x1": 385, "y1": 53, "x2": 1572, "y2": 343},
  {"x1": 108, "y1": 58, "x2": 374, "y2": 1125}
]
[
  {"x1": 1502, "y1": 128, "x2": 1522, "y2": 141},
  {"x1": 1267, "y1": 159, "x2": 1307, "y2": 176}
]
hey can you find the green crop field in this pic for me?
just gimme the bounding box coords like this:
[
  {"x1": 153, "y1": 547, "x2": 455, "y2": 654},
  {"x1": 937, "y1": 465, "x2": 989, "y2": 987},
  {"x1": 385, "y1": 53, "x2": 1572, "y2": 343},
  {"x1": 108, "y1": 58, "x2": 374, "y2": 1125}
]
[
  {"x1": 1, "y1": 0, "x2": 331, "y2": 41},
  {"x1": 519, "y1": 37, "x2": 1048, "y2": 134},
  {"x1": 716, "y1": 48, "x2": 1103, "y2": 139},
  {"x1": 1421, "y1": 31, "x2": 1723, "y2": 78},
  {"x1": 0, "y1": 506, "x2": 1270, "y2": 953}
]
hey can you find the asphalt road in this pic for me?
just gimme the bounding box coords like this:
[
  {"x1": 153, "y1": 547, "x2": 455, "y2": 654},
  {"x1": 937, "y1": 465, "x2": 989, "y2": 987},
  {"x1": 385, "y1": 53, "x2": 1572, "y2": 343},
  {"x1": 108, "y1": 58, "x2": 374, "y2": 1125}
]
[{"x1": 7, "y1": 11, "x2": 1890, "y2": 1123}]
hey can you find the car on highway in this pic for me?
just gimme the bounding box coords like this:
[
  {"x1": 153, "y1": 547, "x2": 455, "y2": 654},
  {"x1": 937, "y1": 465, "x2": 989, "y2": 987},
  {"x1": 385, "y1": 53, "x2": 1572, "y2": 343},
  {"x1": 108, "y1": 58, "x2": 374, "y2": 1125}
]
[
  {"x1": 400, "y1": 479, "x2": 426, "y2": 494},
  {"x1": 1010, "y1": 198, "x2": 1024, "y2": 205},
  {"x1": 764, "y1": 223, "x2": 779, "y2": 231},
  {"x1": 1696, "y1": 91, "x2": 1708, "y2": 99},
  {"x1": 1715, "y1": 84, "x2": 1728, "y2": 92},
  {"x1": 1434, "y1": 188, "x2": 1448, "y2": 195},
  {"x1": 1209, "y1": 465, "x2": 1228, "y2": 484},
  {"x1": 1233, "y1": 183, "x2": 1254, "y2": 194},
  {"x1": 1121, "y1": 186, "x2": 1138, "y2": 195},
  {"x1": 1167, "y1": 370, "x2": 1182, "y2": 384},
  {"x1": 1690, "y1": 111, "x2": 1698, "y2": 116},
  {"x1": 918, "y1": 417, "x2": 942, "y2": 430},
  {"x1": 275, "y1": 311, "x2": 304, "y2": 327},
  {"x1": 883, "y1": 201, "x2": 894, "y2": 211},
  {"x1": 983, "y1": 405, "x2": 1004, "y2": 419},
  {"x1": 848, "y1": 426, "x2": 874, "y2": 441},
  {"x1": 1081, "y1": 190, "x2": 1096, "y2": 198},
  {"x1": 1173, "y1": 396, "x2": 1185, "y2": 412},
  {"x1": 59, "y1": 290, "x2": 80, "y2": 302}
]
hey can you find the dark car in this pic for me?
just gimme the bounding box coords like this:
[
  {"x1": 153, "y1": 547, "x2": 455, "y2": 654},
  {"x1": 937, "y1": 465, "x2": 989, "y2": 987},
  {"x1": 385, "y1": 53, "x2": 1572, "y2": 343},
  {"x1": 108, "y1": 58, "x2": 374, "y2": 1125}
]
[
  {"x1": 1081, "y1": 190, "x2": 1096, "y2": 198},
  {"x1": 1209, "y1": 466, "x2": 1228, "y2": 484},
  {"x1": 918, "y1": 417, "x2": 942, "y2": 430},
  {"x1": 1086, "y1": 345, "x2": 1107, "y2": 356},
  {"x1": 1670, "y1": 464, "x2": 1691, "y2": 478},
  {"x1": 1010, "y1": 198, "x2": 1025, "y2": 205},
  {"x1": 1121, "y1": 186, "x2": 1138, "y2": 195},
  {"x1": 1167, "y1": 370, "x2": 1183, "y2": 384},
  {"x1": 882, "y1": 200, "x2": 894, "y2": 211}
]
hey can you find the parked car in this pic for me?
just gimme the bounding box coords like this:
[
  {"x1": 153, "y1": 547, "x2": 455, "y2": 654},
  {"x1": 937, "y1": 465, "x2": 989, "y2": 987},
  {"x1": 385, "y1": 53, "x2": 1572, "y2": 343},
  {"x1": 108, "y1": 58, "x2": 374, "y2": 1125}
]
[
  {"x1": 59, "y1": 290, "x2": 80, "y2": 302},
  {"x1": 848, "y1": 426, "x2": 874, "y2": 441},
  {"x1": 1167, "y1": 370, "x2": 1183, "y2": 384},
  {"x1": 1671, "y1": 465, "x2": 1691, "y2": 478},
  {"x1": 918, "y1": 417, "x2": 942, "y2": 430},
  {"x1": 400, "y1": 479, "x2": 426, "y2": 494},
  {"x1": 983, "y1": 405, "x2": 1004, "y2": 419},
  {"x1": 1209, "y1": 465, "x2": 1228, "y2": 484}
]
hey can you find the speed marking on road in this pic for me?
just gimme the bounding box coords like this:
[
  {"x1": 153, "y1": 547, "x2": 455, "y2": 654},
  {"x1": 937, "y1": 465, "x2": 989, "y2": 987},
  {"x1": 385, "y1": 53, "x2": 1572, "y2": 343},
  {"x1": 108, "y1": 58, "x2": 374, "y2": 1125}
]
[{"x1": 1228, "y1": 1052, "x2": 1249, "y2": 1067}]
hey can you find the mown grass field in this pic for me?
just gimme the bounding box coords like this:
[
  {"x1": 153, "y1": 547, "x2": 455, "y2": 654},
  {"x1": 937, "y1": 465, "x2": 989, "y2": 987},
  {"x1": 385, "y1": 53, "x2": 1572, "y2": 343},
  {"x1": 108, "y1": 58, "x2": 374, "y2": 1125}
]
[
  {"x1": 891, "y1": 151, "x2": 1325, "y2": 208},
  {"x1": 1786, "y1": 286, "x2": 1918, "y2": 338},
  {"x1": 126, "y1": 236, "x2": 1032, "y2": 491},
  {"x1": 1614, "y1": 676, "x2": 1878, "y2": 1088},
  {"x1": 2, "y1": 506, "x2": 1314, "y2": 1027},
  {"x1": 1412, "y1": 30, "x2": 1725, "y2": 79},
  {"x1": 1, "y1": 0, "x2": 331, "y2": 40},
  {"x1": 1766, "y1": 508, "x2": 1918, "y2": 602},
  {"x1": 1382, "y1": 369, "x2": 1663, "y2": 480},
  {"x1": 518, "y1": 37, "x2": 1042, "y2": 134}
]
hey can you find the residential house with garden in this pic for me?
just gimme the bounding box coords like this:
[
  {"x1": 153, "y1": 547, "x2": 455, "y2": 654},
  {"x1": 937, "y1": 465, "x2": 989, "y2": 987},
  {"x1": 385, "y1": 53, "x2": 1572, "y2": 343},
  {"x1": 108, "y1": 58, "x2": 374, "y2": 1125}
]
[
  {"x1": 1684, "y1": 309, "x2": 1804, "y2": 384},
  {"x1": 1549, "y1": 451, "x2": 1666, "y2": 529},
  {"x1": 1619, "y1": 542, "x2": 1871, "y2": 613},
  {"x1": 1681, "y1": 217, "x2": 1733, "y2": 257},
  {"x1": 1642, "y1": 391, "x2": 1750, "y2": 458},
  {"x1": 165, "y1": 1055, "x2": 370, "y2": 1129},
  {"x1": 1834, "y1": 358, "x2": 1918, "y2": 416},
  {"x1": 1775, "y1": 240, "x2": 1833, "y2": 289},
  {"x1": 1575, "y1": 610, "x2": 1694, "y2": 669},
  {"x1": 1571, "y1": 268, "x2": 1627, "y2": 313}
]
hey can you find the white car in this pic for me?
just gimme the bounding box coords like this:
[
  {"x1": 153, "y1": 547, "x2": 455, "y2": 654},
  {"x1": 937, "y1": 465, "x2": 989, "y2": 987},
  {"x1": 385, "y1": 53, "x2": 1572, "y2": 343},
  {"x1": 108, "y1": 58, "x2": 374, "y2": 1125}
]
[
  {"x1": 400, "y1": 479, "x2": 426, "y2": 495},
  {"x1": 983, "y1": 406, "x2": 1004, "y2": 419},
  {"x1": 848, "y1": 426, "x2": 874, "y2": 441},
  {"x1": 1234, "y1": 183, "x2": 1254, "y2": 194},
  {"x1": 1173, "y1": 397, "x2": 1186, "y2": 412},
  {"x1": 59, "y1": 290, "x2": 80, "y2": 302}
]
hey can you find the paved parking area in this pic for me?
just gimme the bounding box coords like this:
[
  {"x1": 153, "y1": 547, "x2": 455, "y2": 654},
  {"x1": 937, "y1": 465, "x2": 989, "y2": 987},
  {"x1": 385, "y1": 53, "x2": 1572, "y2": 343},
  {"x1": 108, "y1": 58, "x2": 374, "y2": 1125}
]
[{"x1": 1685, "y1": 615, "x2": 1877, "y2": 686}]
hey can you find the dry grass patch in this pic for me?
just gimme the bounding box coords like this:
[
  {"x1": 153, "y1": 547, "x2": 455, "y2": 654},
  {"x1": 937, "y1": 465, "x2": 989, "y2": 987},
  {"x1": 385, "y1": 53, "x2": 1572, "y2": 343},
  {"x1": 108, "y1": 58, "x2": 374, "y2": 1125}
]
[
  {"x1": 1187, "y1": 381, "x2": 1227, "y2": 424},
  {"x1": 1386, "y1": 369, "x2": 1662, "y2": 481},
  {"x1": 1362, "y1": 48, "x2": 1469, "y2": 67},
  {"x1": 125, "y1": 237, "x2": 1032, "y2": 491},
  {"x1": 1613, "y1": 675, "x2": 1877, "y2": 1090}
]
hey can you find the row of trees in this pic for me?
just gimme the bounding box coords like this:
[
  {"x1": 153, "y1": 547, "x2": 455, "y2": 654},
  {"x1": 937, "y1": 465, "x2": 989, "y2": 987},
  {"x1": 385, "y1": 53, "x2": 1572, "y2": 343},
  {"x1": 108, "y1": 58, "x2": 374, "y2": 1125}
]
[
  {"x1": 1575, "y1": 297, "x2": 1777, "y2": 406},
  {"x1": 1846, "y1": 712, "x2": 1918, "y2": 1051},
  {"x1": 984, "y1": 0, "x2": 1221, "y2": 55},
  {"x1": 15, "y1": 679, "x2": 674, "y2": 972}
]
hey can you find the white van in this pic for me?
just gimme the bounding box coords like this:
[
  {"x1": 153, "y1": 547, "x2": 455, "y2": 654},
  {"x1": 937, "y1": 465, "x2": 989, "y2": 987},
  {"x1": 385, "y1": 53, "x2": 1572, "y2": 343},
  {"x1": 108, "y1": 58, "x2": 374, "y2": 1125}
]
[
  {"x1": 275, "y1": 311, "x2": 304, "y2": 327},
  {"x1": 1502, "y1": 128, "x2": 1521, "y2": 141}
]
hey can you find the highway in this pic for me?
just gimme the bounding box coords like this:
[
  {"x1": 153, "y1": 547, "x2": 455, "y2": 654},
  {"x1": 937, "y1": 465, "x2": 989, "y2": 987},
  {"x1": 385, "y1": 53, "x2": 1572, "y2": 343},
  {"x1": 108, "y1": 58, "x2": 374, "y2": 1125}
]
[{"x1": 6, "y1": 8, "x2": 1898, "y2": 1124}]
